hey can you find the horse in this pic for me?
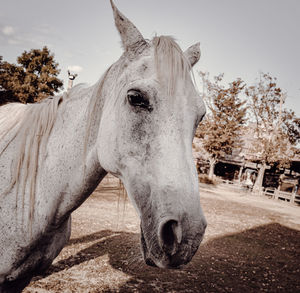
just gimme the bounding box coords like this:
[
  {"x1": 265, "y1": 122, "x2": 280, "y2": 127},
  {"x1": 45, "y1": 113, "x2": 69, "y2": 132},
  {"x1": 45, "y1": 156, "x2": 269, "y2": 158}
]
[{"x1": 0, "y1": 1, "x2": 206, "y2": 291}]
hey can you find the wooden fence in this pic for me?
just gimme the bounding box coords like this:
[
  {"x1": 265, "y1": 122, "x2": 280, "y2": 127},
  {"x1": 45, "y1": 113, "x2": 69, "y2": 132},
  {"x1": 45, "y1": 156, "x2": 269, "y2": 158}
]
[
  {"x1": 220, "y1": 181, "x2": 300, "y2": 206},
  {"x1": 263, "y1": 187, "x2": 300, "y2": 205}
]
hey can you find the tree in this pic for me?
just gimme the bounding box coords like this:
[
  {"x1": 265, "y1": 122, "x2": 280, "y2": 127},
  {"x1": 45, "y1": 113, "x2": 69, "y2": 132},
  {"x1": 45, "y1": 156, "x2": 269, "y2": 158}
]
[
  {"x1": 0, "y1": 47, "x2": 63, "y2": 105},
  {"x1": 245, "y1": 72, "x2": 300, "y2": 191},
  {"x1": 281, "y1": 109, "x2": 300, "y2": 145},
  {"x1": 196, "y1": 72, "x2": 247, "y2": 178}
]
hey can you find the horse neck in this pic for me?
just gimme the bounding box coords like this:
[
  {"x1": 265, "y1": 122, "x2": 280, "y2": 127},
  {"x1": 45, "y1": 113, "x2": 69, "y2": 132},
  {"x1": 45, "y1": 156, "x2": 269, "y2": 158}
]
[
  {"x1": 0, "y1": 76, "x2": 110, "y2": 235},
  {"x1": 32, "y1": 76, "x2": 111, "y2": 225},
  {"x1": 63, "y1": 79, "x2": 110, "y2": 176},
  {"x1": 64, "y1": 68, "x2": 111, "y2": 158}
]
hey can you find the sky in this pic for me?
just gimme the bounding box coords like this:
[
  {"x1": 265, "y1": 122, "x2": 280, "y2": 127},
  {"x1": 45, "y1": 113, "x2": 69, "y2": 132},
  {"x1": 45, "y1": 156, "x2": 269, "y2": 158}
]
[{"x1": 0, "y1": 0, "x2": 299, "y2": 116}]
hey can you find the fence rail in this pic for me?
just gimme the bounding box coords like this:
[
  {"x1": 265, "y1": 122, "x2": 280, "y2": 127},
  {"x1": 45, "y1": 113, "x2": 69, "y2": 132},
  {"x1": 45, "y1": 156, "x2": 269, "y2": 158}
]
[
  {"x1": 263, "y1": 188, "x2": 300, "y2": 205},
  {"x1": 219, "y1": 181, "x2": 300, "y2": 206}
]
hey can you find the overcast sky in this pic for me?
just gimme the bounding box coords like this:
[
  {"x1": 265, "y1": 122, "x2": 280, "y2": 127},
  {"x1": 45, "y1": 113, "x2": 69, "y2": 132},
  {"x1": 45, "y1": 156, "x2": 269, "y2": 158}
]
[{"x1": 1, "y1": 0, "x2": 299, "y2": 115}]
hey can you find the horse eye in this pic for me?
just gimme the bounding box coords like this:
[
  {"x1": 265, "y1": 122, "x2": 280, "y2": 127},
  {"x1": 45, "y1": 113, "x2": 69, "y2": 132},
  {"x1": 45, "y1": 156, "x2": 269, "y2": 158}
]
[{"x1": 127, "y1": 90, "x2": 152, "y2": 111}]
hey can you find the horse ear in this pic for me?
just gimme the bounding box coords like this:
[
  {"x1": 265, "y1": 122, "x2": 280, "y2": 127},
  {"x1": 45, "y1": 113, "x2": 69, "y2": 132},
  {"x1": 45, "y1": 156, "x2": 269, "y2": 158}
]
[
  {"x1": 184, "y1": 42, "x2": 201, "y2": 67},
  {"x1": 110, "y1": 0, "x2": 147, "y2": 53}
]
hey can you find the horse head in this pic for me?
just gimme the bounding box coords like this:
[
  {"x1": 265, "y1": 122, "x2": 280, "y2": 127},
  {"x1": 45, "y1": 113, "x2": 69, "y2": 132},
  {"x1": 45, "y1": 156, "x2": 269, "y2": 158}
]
[{"x1": 97, "y1": 0, "x2": 206, "y2": 268}]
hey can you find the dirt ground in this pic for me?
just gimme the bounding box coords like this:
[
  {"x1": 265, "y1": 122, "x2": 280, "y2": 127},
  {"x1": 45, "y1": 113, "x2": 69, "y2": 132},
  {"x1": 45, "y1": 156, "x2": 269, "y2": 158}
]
[{"x1": 24, "y1": 176, "x2": 300, "y2": 292}]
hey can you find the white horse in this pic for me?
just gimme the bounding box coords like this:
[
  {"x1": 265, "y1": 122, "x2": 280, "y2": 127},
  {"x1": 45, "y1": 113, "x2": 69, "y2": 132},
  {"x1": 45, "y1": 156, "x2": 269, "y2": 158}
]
[{"x1": 0, "y1": 1, "x2": 206, "y2": 291}]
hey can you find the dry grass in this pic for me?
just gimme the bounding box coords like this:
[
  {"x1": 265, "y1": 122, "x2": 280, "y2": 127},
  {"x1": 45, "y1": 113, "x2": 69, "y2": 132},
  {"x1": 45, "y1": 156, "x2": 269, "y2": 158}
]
[{"x1": 198, "y1": 174, "x2": 216, "y2": 185}]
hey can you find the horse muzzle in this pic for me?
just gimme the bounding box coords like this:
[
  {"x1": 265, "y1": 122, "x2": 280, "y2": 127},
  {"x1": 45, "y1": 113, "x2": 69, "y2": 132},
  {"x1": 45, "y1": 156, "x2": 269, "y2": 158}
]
[{"x1": 140, "y1": 215, "x2": 207, "y2": 269}]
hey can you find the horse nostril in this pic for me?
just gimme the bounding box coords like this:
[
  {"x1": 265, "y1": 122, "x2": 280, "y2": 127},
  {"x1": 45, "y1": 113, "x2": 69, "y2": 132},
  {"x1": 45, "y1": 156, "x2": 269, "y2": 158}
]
[{"x1": 159, "y1": 219, "x2": 182, "y2": 255}]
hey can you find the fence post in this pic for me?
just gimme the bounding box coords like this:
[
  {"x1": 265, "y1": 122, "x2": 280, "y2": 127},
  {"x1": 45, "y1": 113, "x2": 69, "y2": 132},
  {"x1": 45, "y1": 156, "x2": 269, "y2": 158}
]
[
  {"x1": 291, "y1": 193, "x2": 295, "y2": 204},
  {"x1": 274, "y1": 189, "x2": 279, "y2": 200}
]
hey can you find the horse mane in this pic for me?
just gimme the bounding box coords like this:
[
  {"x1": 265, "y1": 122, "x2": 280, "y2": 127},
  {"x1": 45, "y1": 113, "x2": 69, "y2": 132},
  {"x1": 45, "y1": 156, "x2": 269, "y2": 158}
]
[
  {"x1": 0, "y1": 95, "x2": 63, "y2": 224},
  {"x1": 152, "y1": 35, "x2": 193, "y2": 96}
]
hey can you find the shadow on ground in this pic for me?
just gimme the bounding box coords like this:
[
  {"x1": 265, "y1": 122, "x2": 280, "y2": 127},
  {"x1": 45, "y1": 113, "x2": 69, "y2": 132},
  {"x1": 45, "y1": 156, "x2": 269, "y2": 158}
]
[{"x1": 36, "y1": 223, "x2": 300, "y2": 292}]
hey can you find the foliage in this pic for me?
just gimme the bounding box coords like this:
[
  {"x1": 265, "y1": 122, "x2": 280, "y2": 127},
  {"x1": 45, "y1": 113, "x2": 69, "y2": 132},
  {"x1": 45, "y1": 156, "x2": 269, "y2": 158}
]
[
  {"x1": 281, "y1": 109, "x2": 300, "y2": 145},
  {"x1": 0, "y1": 47, "x2": 63, "y2": 105},
  {"x1": 196, "y1": 72, "x2": 247, "y2": 174},
  {"x1": 245, "y1": 72, "x2": 300, "y2": 168}
]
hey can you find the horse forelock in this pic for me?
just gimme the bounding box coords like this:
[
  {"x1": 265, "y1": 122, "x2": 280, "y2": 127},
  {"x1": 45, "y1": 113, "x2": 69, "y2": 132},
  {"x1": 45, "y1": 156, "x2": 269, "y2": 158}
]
[
  {"x1": 117, "y1": 35, "x2": 193, "y2": 96},
  {"x1": 152, "y1": 35, "x2": 192, "y2": 96}
]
